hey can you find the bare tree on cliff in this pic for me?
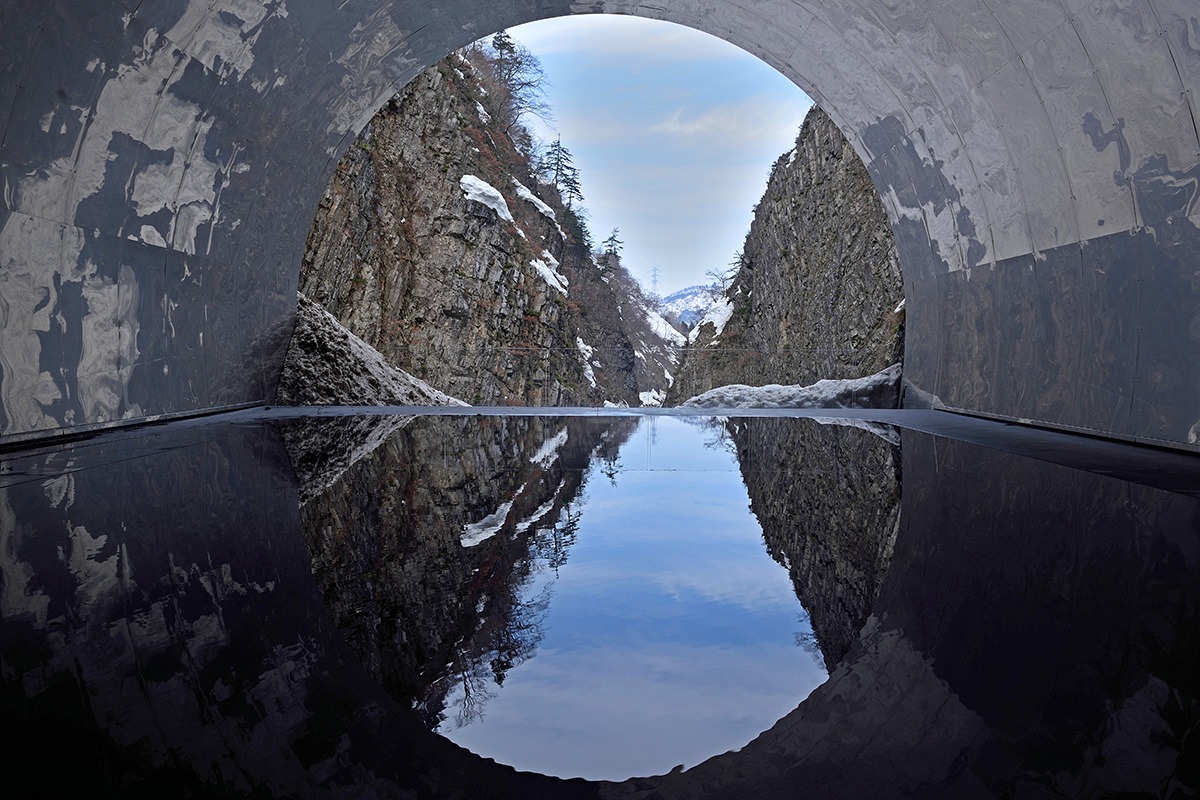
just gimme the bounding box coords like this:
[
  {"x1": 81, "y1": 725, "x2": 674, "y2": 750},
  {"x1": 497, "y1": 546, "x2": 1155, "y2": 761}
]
[
  {"x1": 480, "y1": 31, "x2": 552, "y2": 138},
  {"x1": 706, "y1": 250, "x2": 742, "y2": 300}
]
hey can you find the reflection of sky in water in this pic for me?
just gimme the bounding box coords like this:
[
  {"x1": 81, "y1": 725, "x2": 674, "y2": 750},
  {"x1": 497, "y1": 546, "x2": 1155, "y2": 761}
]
[{"x1": 440, "y1": 417, "x2": 828, "y2": 780}]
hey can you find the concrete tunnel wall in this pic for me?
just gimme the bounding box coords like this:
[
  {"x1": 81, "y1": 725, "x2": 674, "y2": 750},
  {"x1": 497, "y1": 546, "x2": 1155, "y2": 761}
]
[{"x1": 1, "y1": 0, "x2": 1198, "y2": 449}]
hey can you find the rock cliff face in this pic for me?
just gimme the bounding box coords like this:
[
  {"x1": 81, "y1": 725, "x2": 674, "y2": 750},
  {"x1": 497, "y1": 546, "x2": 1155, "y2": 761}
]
[
  {"x1": 669, "y1": 107, "x2": 903, "y2": 402},
  {"x1": 276, "y1": 295, "x2": 467, "y2": 406},
  {"x1": 292, "y1": 53, "x2": 677, "y2": 407},
  {"x1": 728, "y1": 417, "x2": 901, "y2": 669}
]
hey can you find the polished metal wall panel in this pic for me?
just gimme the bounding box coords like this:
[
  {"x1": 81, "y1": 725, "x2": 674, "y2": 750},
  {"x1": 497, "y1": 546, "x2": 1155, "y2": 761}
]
[{"x1": 1, "y1": 0, "x2": 1198, "y2": 449}]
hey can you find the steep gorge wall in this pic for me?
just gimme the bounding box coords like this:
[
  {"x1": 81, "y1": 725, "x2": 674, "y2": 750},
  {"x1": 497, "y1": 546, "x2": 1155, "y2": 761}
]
[
  {"x1": 670, "y1": 107, "x2": 903, "y2": 402},
  {"x1": 294, "y1": 55, "x2": 675, "y2": 407}
]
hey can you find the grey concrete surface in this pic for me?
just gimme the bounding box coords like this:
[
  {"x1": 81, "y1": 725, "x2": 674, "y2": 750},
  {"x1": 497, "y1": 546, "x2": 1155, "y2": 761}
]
[{"x1": 1, "y1": 0, "x2": 1198, "y2": 449}]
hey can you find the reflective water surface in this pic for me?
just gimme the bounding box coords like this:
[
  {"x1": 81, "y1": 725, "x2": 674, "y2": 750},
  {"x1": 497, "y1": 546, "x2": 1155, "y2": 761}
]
[
  {"x1": 0, "y1": 408, "x2": 1196, "y2": 798},
  {"x1": 426, "y1": 418, "x2": 828, "y2": 780}
]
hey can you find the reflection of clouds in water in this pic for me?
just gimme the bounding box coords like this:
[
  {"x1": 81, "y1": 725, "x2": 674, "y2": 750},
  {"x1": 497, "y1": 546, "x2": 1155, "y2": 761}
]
[
  {"x1": 562, "y1": 457, "x2": 796, "y2": 614},
  {"x1": 446, "y1": 642, "x2": 825, "y2": 781},
  {"x1": 561, "y1": 557, "x2": 799, "y2": 615},
  {"x1": 615, "y1": 417, "x2": 742, "y2": 472},
  {"x1": 441, "y1": 419, "x2": 825, "y2": 782},
  {"x1": 439, "y1": 418, "x2": 822, "y2": 779}
]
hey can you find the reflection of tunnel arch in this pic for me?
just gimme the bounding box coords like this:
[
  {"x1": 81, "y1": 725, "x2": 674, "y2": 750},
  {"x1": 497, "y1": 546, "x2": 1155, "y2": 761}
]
[{"x1": 1, "y1": 0, "x2": 1198, "y2": 448}]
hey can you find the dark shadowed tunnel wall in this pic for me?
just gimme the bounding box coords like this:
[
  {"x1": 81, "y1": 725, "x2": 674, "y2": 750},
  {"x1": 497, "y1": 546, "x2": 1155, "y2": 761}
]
[{"x1": 1, "y1": 0, "x2": 1198, "y2": 449}]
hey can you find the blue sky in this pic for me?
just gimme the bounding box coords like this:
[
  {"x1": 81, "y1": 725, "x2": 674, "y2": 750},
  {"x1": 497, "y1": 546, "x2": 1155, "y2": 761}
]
[{"x1": 508, "y1": 17, "x2": 812, "y2": 297}]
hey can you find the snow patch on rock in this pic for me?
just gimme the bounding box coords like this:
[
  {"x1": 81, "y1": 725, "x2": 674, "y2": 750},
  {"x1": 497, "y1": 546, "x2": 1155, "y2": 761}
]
[
  {"x1": 461, "y1": 499, "x2": 516, "y2": 547},
  {"x1": 460, "y1": 174, "x2": 514, "y2": 223},
  {"x1": 515, "y1": 480, "x2": 567, "y2": 534},
  {"x1": 639, "y1": 389, "x2": 666, "y2": 407},
  {"x1": 688, "y1": 298, "x2": 734, "y2": 344},
  {"x1": 680, "y1": 363, "x2": 902, "y2": 409},
  {"x1": 531, "y1": 428, "x2": 569, "y2": 468},
  {"x1": 532, "y1": 254, "x2": 569, "y2": 295},
  {"x1": 576, "y1": 337, "x2": 598, "y2": 387},
  {"x1": 511, "y1": 177, "x2": 561, "y2": 228},
  {"x1": 812, "y1": 416, "x2": 902, "y2": 446}
]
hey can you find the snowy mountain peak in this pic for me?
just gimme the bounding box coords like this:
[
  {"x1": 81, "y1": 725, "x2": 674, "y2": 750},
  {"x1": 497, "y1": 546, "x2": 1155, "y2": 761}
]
[{"x1": 661, "y1": 284, "x2": 719, "y2": 326}]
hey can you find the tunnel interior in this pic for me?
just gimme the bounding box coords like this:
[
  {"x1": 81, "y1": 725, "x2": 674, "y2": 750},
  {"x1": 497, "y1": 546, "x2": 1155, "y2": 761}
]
[
  {"x1": 3, "y1": 4, "x2": 1200, "y2": 792},
  {"x1": 1, "y1": 0, "x2": 1198, "y2": 448}
]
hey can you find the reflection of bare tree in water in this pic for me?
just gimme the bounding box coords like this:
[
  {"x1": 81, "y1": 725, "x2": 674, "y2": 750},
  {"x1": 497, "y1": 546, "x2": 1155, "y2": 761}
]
[
  {"x1": 444, "y1": 582, "x2": 554, "y2": 728},
  {"x1": 435, "y1": 500, "x2": 591, "y2": 729},
  {"x1": 535, "y1": 505, "x2": 581, "y2": 576},
  {"x1": 685, "y1": 416, "x2": 737, "y2": 456},
  {"x1": 429, "y1": 537, "x2": 558, "y2": 730},
  {"x1": 595, "y1": 426, "x2": 625, "y2": 486},
  {"x1": 429, "y1": 420, "x2": 651, "y2": 730},
  {"x1": 793, "y1": 609, "x2": 824, "y2": 664}
]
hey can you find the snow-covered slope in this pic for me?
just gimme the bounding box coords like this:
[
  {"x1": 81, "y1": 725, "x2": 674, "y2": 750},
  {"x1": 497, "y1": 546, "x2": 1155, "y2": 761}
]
[
  {"x1": 617, "y1": 294, "x2": 685, "y2": 405},
  {"x1": 679, "y1": 364, "x2": 901, "y2": 409},
  {"x1": 687, "y1": 297, "x2": 735, "y2": 345},
  {"x1": 639, "y1": 299, "x2": 686, "y2": 349}
]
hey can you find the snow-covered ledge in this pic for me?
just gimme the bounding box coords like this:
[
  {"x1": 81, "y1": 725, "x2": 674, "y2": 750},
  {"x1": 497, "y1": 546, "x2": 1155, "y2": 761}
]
[{"x1": 679, "y1": 364, "x2": 901, "y2": 409}]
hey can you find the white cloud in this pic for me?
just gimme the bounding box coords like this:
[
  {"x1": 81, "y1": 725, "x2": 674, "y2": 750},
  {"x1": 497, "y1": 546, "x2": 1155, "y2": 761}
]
[
  {"x1": 511, "y1": 16, "x2": 747, "y2": 65},
  {"x1": 651, "y1": 96, "x2": 808, "y2": 147}
]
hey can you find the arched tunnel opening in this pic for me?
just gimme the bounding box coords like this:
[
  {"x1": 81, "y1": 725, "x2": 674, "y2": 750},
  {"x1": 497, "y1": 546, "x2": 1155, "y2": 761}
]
[
  {"x1": 2, "y1": 0, "x2": 1198, "y2": 451},
  {"x1": 1, "y1": 2, "x2": 1199, "y2": 798},
  {"x1": 284, "y1": 17, "x2": 856, "y2": 413}
]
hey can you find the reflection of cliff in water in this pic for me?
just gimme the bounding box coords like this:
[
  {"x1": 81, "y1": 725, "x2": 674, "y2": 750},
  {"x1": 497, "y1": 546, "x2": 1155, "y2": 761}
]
[
  {"x1": 281, "y1": 415, "x2": 639, "y2": 727},
  {"x1": 727, "y1": 418, "x2": 901, "y2": 669}
]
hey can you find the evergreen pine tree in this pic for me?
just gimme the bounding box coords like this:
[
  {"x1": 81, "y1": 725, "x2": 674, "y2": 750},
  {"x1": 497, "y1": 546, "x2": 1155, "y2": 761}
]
[
  {"x1": 539, "y1": 137, "x2": 572, "y2": 187},
  {"x1": 602, "y1": 228, "x2": 623, "y2": 257},
  {"x1": 560, "y1": 165, "x2": 584, "y2": 209}
]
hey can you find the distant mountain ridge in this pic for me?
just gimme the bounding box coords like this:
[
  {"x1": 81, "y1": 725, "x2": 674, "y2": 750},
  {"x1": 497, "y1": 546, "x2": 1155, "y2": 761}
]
[{"x1": 660, "y1": 284, "x2": 718, "y2": 327}]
